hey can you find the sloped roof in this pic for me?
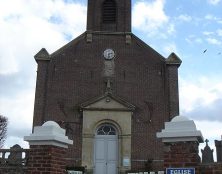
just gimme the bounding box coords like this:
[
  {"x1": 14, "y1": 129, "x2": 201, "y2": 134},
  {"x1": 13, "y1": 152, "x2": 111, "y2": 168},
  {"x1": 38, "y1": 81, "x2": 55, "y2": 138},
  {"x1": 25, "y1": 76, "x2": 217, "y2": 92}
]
[
  {"x1": 47, "y1": 32, "x2": 168, "y2": 63},
  {"x1": 131, "y1": 33, "x2": 166, "y2": 62},
  {"x1": 50, "y1": 32, "x2": 86, "y2": 58}
]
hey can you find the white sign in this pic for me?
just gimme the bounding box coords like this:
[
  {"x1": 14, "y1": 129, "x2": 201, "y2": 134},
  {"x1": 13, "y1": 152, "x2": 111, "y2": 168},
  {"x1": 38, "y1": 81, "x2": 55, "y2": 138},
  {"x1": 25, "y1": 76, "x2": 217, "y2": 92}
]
[
  {"x1": 123, "y1": 157, "x2": 130, "y2": 167},
  {"x1": 166, "y1": 168, "x2": 195, "y2": 174}
]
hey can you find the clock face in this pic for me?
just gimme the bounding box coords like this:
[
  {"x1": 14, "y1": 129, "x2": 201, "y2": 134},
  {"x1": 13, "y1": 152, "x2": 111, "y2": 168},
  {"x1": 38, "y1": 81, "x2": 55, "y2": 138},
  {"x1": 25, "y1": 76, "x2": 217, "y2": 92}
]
[{"x1": 103, "y1": 49, "x2": 115, "y2": 60}]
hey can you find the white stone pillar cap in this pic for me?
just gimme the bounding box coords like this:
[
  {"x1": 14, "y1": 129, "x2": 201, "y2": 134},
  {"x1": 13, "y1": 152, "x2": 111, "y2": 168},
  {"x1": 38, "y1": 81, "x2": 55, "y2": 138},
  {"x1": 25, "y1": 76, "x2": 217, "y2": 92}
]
[
  {"x1": 24, "y1": 121, "x2": 73, "y2": 148},
  {"x1": 156, "y1": 115, "x2": 204, "y2": 143}
]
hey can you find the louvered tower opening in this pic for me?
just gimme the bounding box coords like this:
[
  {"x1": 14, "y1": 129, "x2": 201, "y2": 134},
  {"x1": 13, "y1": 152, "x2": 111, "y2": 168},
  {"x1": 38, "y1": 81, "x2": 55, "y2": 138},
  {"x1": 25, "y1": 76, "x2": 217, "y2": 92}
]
[{"x1": 102, "y1": 0, "x2": 117, "y2": 23}]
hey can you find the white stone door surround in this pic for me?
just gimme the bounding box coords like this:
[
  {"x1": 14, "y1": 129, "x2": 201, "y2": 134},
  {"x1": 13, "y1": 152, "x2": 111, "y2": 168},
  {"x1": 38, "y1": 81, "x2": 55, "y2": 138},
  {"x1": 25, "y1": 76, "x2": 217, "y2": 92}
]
[{"x1": 81, "y1": 94, "x2": 135, "y2": 173}]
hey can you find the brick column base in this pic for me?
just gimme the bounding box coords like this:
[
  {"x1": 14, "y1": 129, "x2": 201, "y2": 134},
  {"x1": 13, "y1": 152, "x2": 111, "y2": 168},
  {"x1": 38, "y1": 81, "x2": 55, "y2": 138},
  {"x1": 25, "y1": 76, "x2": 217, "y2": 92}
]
[
  {"x1": 27, "y1": 145, "x2": 67, "y2": 174},
  {"x1": 164, "y1": 142, "x2": 200, "y2": 170}
]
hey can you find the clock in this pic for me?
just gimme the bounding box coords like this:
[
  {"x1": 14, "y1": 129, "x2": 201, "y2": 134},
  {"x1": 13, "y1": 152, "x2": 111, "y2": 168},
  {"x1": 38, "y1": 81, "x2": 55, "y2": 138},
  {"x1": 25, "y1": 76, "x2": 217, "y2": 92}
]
[{"x1": 103, "y1": 49, "x2": 115, "y2": 60}]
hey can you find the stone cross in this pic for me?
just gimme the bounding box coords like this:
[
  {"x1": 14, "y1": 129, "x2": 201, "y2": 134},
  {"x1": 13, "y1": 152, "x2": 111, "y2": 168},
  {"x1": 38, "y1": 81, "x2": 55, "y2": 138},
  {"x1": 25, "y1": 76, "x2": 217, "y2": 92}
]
[{"x1": 205, "y1": 139, "x2": 209, "y2": 146}]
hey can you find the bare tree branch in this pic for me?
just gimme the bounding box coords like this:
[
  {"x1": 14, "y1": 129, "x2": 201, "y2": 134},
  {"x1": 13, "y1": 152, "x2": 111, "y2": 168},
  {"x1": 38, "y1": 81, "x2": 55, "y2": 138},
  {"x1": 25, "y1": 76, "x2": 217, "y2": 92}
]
[{"x1": 0, "y1": 114, "x2": 8, "y2": 148}]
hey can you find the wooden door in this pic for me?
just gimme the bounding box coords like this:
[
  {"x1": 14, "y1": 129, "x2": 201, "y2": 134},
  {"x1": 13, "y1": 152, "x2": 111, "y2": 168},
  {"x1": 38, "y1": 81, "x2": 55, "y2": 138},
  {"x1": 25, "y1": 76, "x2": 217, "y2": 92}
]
[{"x1": 94, "y1": 125, "x2": 118, "y2": 174}]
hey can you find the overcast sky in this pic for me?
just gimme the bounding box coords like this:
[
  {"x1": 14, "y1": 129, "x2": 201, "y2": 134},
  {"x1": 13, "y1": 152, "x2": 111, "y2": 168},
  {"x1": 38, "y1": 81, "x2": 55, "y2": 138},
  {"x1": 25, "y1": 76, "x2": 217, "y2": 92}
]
[{"x1": 0, "y1": 0, "x2": 221, "y2": 158}]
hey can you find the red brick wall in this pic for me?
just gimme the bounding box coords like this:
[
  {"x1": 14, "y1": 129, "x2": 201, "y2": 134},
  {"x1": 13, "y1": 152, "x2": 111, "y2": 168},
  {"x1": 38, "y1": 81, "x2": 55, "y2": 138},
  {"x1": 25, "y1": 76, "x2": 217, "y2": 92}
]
[
  {"x1": 198, "y1": 163, "x2": 222, "y2": 174},
  {"x1": 87, "y1": 0, "x2": 131, "y2": 32},
  {"x1": 33, "y1": 33, "x2": 176, "y2": 169},
  {"x1": 167, "y1": 65, "x2": 180, "y2": 119},
  {"x1": 31, "y1": 0, "x2": 182, "y2": 171},
  {"x1": 33, "y1": 60, "x2": 50, "y2": 127},
  {"x1": 163, "y1": 141, "x2": 222, "y2": 174},
  {"x1": 163, "y1": 142, "x2": 201, "y2": 169},
  {"x1": 27, "y1": 145, "x2": 67, "y2": 174},
  {"x1": 32, "y1": 32, "x2": 180, "y2": 170}
]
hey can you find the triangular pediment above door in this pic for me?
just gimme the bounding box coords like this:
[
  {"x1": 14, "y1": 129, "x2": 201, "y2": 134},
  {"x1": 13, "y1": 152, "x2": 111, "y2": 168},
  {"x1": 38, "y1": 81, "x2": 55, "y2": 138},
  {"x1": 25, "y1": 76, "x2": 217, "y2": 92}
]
[{"x1": 80, "y1": 93, "x2": 135, "y2": 111}]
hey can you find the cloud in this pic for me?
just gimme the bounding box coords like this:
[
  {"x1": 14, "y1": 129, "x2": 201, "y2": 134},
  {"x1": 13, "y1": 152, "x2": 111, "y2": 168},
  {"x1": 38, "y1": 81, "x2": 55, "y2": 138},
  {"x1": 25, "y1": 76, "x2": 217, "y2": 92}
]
[
  {"x1": 0, "y1": 0, "x2": 87, "y2": 148},
  {"x1": 0, "y1": 89, "x2": 34, "y2": 148},
  {"x1": 180, "y1": 76, "x2": 222, "y2": 121},
  {"x1": 0, "y1": 0, "x2": 86, "y2": 75},
  {"x1": 206, "y1": 37, "x2": 222, "y2": 45},
  {"x1": 0, "y1": 89, "x2": 35, "y2": 126},
  {"x1": 188, "y1": 99, "x2": 222, "y2": 121},
  {"x1": 162, "y1": 43, "x2": 178, "y2": 56},
  {"x1": 202, "y1": 31, "x2": 222, "y2": 45},
  {"x1": 167, "y1": 24, "x2": 176, "y2": 35},
  {"x1": 185, "y1": 35, "x2": 203, "y2": 44},
  {"x1": 205, "y1": 14, "x2": 222, "y2": 24},
  {"x1": 205, "y1": 14, "x2": 215, "y2": 20},
  {"x1": 217, "y1": 29, "x2": 222, "y2": 36},
  {"x1": 0, "y1": 73, "x2": 35, "y2": 97},
  {"x1": 4, "y1": 136, "x2": 29, "y2": 149},
  {"x1": 208, "y1": 0, "x2": 221, "y2": 5},
  {"x1": 203, "y1": 31, "x2": 214, "y2": 36},
  {"x1": 177, "y1": 14, "x2": 192, "y2": 22},
  {"x1": 194, "y1": 38, "x2": 203, "y2": 44},
  {"x1": 132, "y1": 0, "x2": 172, "y2": 37},
  {"x1": 195, "y1": 120, "x2": 221, "y2": 140}
]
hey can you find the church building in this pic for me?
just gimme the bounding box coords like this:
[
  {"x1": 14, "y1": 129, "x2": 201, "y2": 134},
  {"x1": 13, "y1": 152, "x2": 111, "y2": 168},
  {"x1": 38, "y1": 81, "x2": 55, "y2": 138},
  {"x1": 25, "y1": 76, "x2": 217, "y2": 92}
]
[{"x1": 32, "y1": 0, "x2": 182, "y2": 173}]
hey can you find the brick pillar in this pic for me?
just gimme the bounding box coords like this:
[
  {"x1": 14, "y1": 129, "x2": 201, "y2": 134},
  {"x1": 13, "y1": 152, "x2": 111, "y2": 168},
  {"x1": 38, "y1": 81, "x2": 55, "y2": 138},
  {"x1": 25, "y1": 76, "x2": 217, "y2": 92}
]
[
  {"x1": 164, "y1": 142, "x2": 200, "y2": 168},
  {"x1": 166, "y1": 52, "x2": 182, "y2": 119},
  {"x1": 27, "y1": 145, "x2": 67, "y2": 174},
  {"x1": 157, "y1": 115, "x2": 204, "y2": 173},
  {"x1": 215, "y1": 140, "x2": 222, "y2": 162},
  {"x1": 33, "y1": 48, "x2": 50, "y2": 126},
  {"x1": 24, "y1": 121, "x2": 73, "y2": 174}
]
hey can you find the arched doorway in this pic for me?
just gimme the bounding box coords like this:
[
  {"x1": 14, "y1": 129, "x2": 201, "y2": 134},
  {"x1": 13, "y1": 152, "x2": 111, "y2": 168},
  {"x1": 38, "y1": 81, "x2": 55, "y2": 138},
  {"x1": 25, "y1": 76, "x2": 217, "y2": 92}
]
[{"x1": 94, "y1": 124, "x2": 118, "y2": 174}]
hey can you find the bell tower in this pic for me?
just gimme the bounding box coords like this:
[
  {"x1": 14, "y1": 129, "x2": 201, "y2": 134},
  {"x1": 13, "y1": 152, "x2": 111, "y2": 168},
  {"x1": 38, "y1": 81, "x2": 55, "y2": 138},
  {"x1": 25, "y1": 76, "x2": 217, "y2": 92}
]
[{"x1": 87, "y1": 0, "x2": 131, "y2": 32}]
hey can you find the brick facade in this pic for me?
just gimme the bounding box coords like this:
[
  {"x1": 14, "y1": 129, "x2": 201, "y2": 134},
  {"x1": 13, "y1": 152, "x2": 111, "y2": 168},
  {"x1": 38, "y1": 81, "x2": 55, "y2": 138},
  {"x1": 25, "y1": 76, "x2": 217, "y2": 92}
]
[
  {"x1": 33, "y1": 33, "x2": 179, "y2": 170},
  {"x1": 87, "y1": 0, "x2": 131, "y2": 32},
  {"x1": 32, "y1": 0, "x2": 181, "y2": 171}
]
